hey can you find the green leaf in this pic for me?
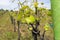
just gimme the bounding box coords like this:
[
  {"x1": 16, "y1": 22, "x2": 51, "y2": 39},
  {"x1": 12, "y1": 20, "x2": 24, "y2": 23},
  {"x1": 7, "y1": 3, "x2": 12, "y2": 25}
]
[
  {"x1": 25, "y1": 15, "x2": 35, "y2": 24},
  {"x1": 17, "y1": 13, "x2": 22, "y2": 21}
]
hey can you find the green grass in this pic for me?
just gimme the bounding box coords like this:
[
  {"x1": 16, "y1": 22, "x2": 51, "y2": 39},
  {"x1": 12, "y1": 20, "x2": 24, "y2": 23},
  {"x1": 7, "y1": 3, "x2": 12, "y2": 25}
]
[
  {"x1": 0, "y1": 13, "x2": 33, "y2": 40},
  {"x1": 0, "y1": 13, "x2": 54, "y2": 40}
]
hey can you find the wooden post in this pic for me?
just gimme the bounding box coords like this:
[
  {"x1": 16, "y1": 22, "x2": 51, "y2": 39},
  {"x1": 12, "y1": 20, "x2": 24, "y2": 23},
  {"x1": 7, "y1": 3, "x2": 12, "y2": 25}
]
[{"x1": 51, "y1": 0, "x2": 60, "y2": 40}]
